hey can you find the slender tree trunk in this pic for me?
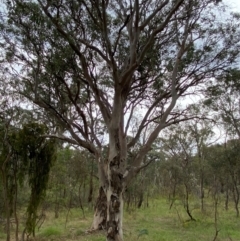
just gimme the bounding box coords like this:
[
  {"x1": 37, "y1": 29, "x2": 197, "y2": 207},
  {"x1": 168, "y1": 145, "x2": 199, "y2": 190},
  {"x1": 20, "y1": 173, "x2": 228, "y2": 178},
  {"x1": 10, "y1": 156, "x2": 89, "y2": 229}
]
[
  {"x1": 169, "y1": 182, "x2": 176, "y2": 210},
  {"x1": 65, "y1": 192, "x2": 72, "y2": 229},
  {"x1": 54, "y1": 181, "x2": 60, "y2": 219},
  {"x1": 21, "y1": 228, "x2": 26, "y2": 241},
  {"x1": 225, "y1": 186, "x2": 229, "y2": 211},
  {"x1": 146, "y1": 189, "x2": 149, "y2": 208},
  {"x1": 212, "y1": 186, "x2": 219, "y2": 241},
  {"x1": 200, "y1": 169, "x2": 204, "y2": 212},
  {"x1": 13, "y1": 168, "x2": 19, "y2": 241},
  {"x1": 126, "y1": 192, "x2": 131, "y2": 211},
  {"x1": 1, "y1": 154, "x2": 11, "y2": 241},
  {"x1": 137, "y1": 192, "x2": 144, "y2": 209},
  {"x1": 54, "y1": 196, "x2": 59, "y2": 219},
  {"x1": 78, "y1": 184, "x2": 85, "y2": 218},
  {"x1": 184, "y1": 183, "x2": 196, "y2": 221},
  {"x1": 231, "y1": 174, "x2": 239, "y2": 217},
  {"x1": 2, "y1": 178, "x2": 11, "y2": 241},
  {"x1": 88, "y1": 159, "x2": 94, "y2": 203},
  {"x1": 232, "y1": 186, "x2": 239, "y2": 217}
]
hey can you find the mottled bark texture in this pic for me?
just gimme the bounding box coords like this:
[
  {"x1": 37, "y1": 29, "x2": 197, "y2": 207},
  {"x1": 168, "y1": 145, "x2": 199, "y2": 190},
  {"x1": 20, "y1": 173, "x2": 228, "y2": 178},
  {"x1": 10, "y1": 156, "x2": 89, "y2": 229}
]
[{"x1": 91, "y1": 186, "x2": 107, "y2": 230}]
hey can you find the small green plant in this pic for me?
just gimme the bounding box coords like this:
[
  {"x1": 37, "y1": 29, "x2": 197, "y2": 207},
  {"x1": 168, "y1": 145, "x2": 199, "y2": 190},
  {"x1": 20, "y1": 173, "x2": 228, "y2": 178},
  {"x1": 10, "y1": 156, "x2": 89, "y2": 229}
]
[
  {"x1": 39, "y1": 226, "x2": 62, "y2": 237},
  {"x1": 137, "y1": 229, "x2": 149, "y2": 239}
]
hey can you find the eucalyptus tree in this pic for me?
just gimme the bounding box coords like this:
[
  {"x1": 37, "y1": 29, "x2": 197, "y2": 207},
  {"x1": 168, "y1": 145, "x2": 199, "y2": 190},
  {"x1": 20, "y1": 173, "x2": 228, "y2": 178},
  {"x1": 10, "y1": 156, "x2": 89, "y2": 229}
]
[
  {"x1": 206, "y1": 140, "x2": 240, "y2": 216},
  {"x1": 160, "y1": 117, "x2": 215, "y2": 216},
  {"x1": 0, "y1": 90, "x2": 33, "y2": 241},
  {"x1": 1, "y1": 0, "x2": 240, "y2": 240},
  {"x1": 204, "y1": 67, "x2": 240, "y2": 216},
  {"x1": 160, "y1": 123, "x2": 198, "y2": 220},
  {"x1": 224, "y1": 140, "x2": 240, "y2": 217},
  {"x1": 204, "y1": 68, "x2": 240, "y2": 215},
  {"x1": 186, "y1": 109, "x2": 215, "y2": 212},
  {"x1": 204, "y1": 69, "x2": 240, "y2": 139},
  {"x1": 0, "y1": 114, "x2": 15, "y2": 241}
]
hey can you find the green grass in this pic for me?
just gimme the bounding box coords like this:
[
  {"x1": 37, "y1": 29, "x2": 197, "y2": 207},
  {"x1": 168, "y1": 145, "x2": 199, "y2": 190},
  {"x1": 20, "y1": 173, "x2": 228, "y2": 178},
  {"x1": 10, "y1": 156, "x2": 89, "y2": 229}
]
[
  {"x1": 0, "y1": 232, "x2": 6, "y2": 240},
  {"x1": 39, "y1": 226, "x2": 62, "y2": 237},
  {"x1": 0, "y1": 197, "x2": 240, "y2": 241},
  {"x1": 123, "y1": 198, "x2": 240, "y2": 241}
]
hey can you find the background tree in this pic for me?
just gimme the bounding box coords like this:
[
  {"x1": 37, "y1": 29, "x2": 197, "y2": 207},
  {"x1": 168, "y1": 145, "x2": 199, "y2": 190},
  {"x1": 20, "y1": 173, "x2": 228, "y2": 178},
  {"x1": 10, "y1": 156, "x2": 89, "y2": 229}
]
[
  {"x1": 160, "y1": 123, "x2": 198, "y2": 220},
  {"x1": 204, "y1": 67, "x2": 240, "y2": 216},
  {"x1": 46, "y1": 147, "x2": 97, "y2": 219},
  {"x1": 223, "y1": 140, "x2": 240, "y2": 217},
  {"x1": 0, "y1": 115, "x2": 15, "y2": 241},
  {"x1": 15, "y1": 123, "x2": 56, "y2": 240},
  {"x1": 0, "y1": 119, "x2": 56, "y2": 241},
  {"x1": 0, "y1": 84, "x2": 35, "y2": 241},
  {"x1": 204, "y1": 68, "x2": 240, "y2": 139},
  {"x1": 187, "y1": 110, "x2": 215, "y2": 212}
]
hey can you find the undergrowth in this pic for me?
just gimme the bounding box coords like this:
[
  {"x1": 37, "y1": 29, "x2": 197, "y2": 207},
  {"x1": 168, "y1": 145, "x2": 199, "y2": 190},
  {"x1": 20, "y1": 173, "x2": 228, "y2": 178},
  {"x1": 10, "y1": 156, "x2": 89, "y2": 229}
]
[{"x1": 0, "y1": 197, "x2": 239, "y2": 241}]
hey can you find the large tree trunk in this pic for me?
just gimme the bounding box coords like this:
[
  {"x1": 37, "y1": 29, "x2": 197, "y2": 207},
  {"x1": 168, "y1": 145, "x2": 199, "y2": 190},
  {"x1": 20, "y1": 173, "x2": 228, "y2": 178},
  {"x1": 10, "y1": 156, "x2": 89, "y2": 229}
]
[
  {"x1": 104, "y1": 159, "x2": 125, "y2": 239},
  {"x1": 107, "y1": 147, "x2": 126, "y2": 240},
  {"x1": 91, "y1": 184, "x2": 124, "y2": 241},
  {"x1": 106, "y1": 187, "x2": 124, "y2": 241},
  {"x1": 91, "y1": 185, "x2": 124, "y2": 241}
]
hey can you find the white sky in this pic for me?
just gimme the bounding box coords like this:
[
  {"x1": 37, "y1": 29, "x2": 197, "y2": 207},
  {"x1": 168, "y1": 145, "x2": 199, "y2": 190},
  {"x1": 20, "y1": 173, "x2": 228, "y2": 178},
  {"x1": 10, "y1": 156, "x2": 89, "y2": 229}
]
[{"x1": 224, "y1": 0, "x2": 240, "y2": 11}]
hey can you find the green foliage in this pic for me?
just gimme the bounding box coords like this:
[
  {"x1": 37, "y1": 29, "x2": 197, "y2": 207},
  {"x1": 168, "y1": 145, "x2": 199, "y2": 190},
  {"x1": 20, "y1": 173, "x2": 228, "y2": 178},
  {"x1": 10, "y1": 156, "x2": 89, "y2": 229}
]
[
  {"x1": 44, "y1": 146, "x2": 98, "y2": 220},
  {"x1": 17, "y1": 123, "x2": 57, "y2": 236},
  {"x1": 0, "y1": 121, "x2": 56, "y2": 237}
]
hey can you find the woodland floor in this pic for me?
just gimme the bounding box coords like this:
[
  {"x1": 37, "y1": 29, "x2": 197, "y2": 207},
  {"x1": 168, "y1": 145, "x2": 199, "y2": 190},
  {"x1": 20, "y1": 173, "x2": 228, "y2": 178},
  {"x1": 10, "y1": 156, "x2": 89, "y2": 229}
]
[{"x1": 1, "y1": 197, "x2": 240, "y2": 241}]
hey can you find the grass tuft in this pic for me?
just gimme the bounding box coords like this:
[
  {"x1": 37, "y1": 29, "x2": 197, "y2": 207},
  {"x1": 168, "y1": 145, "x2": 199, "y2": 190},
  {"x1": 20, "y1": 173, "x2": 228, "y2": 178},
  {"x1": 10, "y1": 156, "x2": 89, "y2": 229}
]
[{"x1": 39, "y1": 226, "x2": 62, "y2": 237}]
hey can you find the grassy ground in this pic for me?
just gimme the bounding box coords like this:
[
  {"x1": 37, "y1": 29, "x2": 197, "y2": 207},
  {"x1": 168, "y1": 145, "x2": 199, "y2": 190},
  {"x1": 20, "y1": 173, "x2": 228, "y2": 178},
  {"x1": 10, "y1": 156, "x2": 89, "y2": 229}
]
[{"x1": 1, "y1": 197, "x2": 240, "y2": 241}]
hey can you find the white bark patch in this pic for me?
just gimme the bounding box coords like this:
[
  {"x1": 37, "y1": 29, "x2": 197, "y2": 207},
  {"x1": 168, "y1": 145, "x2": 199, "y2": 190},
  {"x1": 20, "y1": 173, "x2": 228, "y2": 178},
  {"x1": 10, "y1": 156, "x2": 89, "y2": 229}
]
[
  {"x1": 118, "y1": 194, "x2": 124, "y2": 240},
  {"x1": 106, "y1": 189, "x2": 112, "y2": 221},
  {"x1": 123, "y1": 170, "x2": 129, "y2": 178},
  {"x1": 91, "y1": 212, "x2": 104, "y2": 230}
]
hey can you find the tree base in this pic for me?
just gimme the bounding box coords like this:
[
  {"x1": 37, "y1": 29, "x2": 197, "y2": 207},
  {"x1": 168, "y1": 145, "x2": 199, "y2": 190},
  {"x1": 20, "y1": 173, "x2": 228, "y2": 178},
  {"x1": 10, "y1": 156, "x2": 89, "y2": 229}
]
[{"x1": 91, "y1": 186, "x2": 107, "y2": 230}]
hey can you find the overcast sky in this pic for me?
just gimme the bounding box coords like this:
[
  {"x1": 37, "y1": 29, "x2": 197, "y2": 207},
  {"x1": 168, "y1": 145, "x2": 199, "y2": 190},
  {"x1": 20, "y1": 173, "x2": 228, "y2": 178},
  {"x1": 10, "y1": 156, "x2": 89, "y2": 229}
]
[{"x1": 224, "y1": 0, "x2": 240, "y2": 11}]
